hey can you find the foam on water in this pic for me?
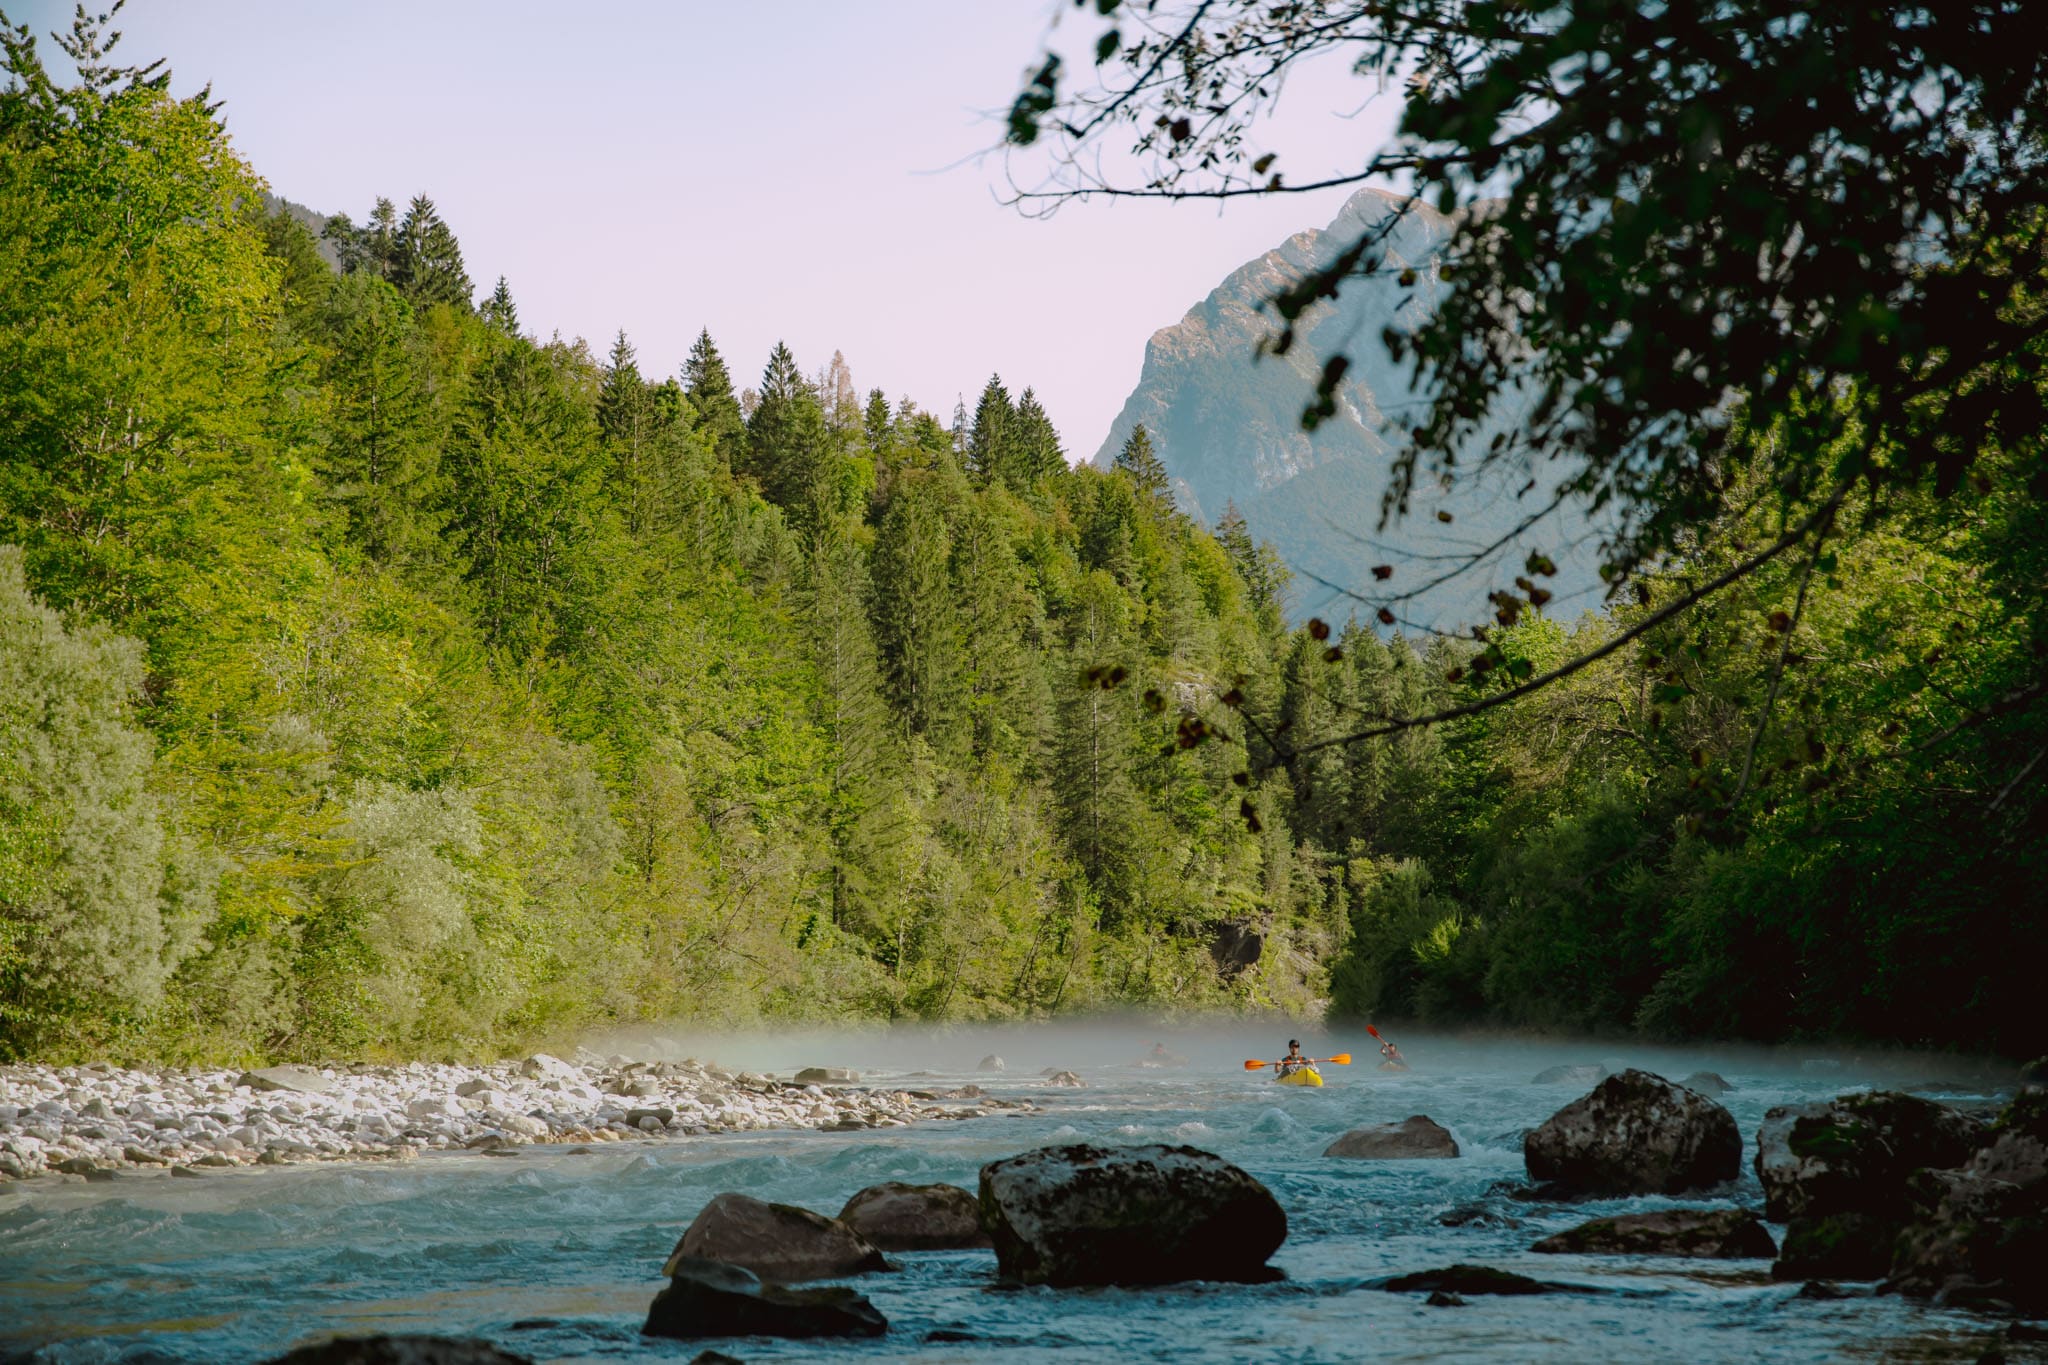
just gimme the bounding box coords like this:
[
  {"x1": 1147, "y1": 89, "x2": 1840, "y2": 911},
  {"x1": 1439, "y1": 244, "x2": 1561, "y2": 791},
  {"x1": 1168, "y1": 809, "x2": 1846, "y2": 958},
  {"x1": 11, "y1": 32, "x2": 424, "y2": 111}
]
[{"x1": 0, "y1": 1027, "x2": 2022, "y2": 1363}]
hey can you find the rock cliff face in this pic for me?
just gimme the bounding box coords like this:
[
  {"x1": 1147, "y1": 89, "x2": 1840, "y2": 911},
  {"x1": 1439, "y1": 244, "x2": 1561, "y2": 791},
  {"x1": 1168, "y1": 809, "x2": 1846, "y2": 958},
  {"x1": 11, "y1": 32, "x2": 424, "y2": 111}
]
[{"x1": 1096, "y1": 188, "x2": 1596, "y2": 625}]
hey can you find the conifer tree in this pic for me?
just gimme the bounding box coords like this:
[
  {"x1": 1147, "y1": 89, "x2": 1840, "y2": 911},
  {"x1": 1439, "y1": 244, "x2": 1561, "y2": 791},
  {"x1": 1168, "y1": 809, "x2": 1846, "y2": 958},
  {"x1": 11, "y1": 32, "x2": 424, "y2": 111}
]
[
  {"x1": 951, "y1": 504, "x2": 1032, "y2": 759},
  {"x1": 871, "y1": 486, "x2": 963, "y2": 745},
  {"x1": 1113, "y1": 424, "x2": 1171, "y2": 505},
  {"x1": 392, "y1": 195, "x2": 472, "y2": 308},
  {"x1": 317, "y1": 273, "x2": 441, "y2": 567},
  {"x1": 600, "y1": 331, "x2": 671, "y2": 536},
  {"x1": 1215, "y1": 500, "x2": 1287, "y2": 618},
  {"x1": 683, "y1": 329, "x2": 746, "y2": 468},
  {"x1": 1051, "y1": 571, "x2": 1145, "y2": 926},
  {"x1": 966, "y1": 374, "x2": 1016, "y2": 487},
  {"x1": 481, "y1": 276, "x2": 519, "y2": 334},
  {"x1": 1012, "y1": 388, "x2": 1066, "y2": 485},
  {"x1": 744, "y1": 342, "x2": 832, "y2": 528}
]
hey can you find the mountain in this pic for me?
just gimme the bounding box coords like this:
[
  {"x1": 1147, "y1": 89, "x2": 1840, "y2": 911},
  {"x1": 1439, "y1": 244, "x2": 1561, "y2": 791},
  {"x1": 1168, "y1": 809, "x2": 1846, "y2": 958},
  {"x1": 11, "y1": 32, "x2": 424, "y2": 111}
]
[{"x1": 1095, "y1": 188, "x2": 1601, "y2": 628}]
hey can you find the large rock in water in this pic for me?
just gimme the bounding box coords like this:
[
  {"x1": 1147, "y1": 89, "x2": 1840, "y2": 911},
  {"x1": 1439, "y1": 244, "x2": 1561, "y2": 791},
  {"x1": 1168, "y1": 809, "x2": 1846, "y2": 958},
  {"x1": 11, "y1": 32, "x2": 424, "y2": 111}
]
[
  {"x1": 1323, "y1": 1116, "x2": 1460, "y2": 1159},
  {"x1": 1886, "y1": 1091, "x2": 2048, "y2": 1313},
  {"x1": 265, "y1": 1338, "x2": 532, "y2": 1365},
  {"x1": 1524, "y1": 1070, "x2": 1740, "y2": 1195},
  {"x1": 978, "y1": 1143, "x2": 1286, "y2": 1286},
  {"x1": 643, "y1": 1257, "x2": 887, "y2": 1341},
  {"x1": 1531, "y1": 1208, "x2": 1776, "y2": 1259},
  {"x1": 664, "y1": 1193, "x2": 887, "y2": 1283},
  {"x1": 837, "y1": 1182, "x2": 990, "y2": 1251},
  {"x1": 1754, "y1": 1091, "x2": 1983, "y2": 1282}
]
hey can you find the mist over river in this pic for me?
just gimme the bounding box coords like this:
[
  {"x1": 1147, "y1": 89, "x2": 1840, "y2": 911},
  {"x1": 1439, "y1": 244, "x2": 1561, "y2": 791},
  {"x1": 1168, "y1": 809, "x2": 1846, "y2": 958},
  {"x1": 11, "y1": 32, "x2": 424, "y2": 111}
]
[{"x1": 0, "y1": 1023, "x2": 2029, "y2": 1363}]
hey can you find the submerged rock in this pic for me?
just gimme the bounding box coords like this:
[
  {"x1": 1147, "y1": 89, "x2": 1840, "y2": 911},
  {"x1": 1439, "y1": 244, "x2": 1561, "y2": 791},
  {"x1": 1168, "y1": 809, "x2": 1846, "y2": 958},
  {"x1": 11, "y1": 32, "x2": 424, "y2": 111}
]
[
  {"x1": 1885, "y1": 1090, "x2": 2048, "y2": 1313},
  {"x1": 978, "y1": 1143, "x2": 1286, "y2": 1286},
  {"x1": 1531, "y1": 1208, "x2": 1776, "y2": 1259},
  {"x1": 265, "y1": 1336, "x2": 533, "y2": 1364},
  {"x1": 1376, "y1": 1264, "x2": 1584, "y2": 1296},
  {"x1": 1774, "y1": 1211, "x2": 1900, "y2": 1281},
  {"x1": 1532, "y1": 1064, "x2": 1606, "y2": 1086},
  {"x1": 794, "y1": 1067, "x2": 858, "y2": 1084},
  {"x1": 1525, "y1": 1070, "x2": 1741, "y2": 1195},
  {"x1": 837, "y1": 1181, "x2": 989, "y2": 1251},
  {"x1": 1681, "y1": 1072, "x2": 1734, "y2": 1098},
  {"x1": 1323, "y1": 1116, "x2": 1460, "y2": 1160},
  {"x1": 665, "y1": 1193, "x2": 888, "y2": 1283},
  {"x1": 643, "y1": 1256, "x2": 887, "y2": 1341}
]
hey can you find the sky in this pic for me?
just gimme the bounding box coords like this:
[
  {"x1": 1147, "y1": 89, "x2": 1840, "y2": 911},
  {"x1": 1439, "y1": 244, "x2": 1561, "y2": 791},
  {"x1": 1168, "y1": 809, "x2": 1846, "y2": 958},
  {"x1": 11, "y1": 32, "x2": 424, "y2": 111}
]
[{"x1": 15, "y1": 0, "x2": 1404, "y2": 462}]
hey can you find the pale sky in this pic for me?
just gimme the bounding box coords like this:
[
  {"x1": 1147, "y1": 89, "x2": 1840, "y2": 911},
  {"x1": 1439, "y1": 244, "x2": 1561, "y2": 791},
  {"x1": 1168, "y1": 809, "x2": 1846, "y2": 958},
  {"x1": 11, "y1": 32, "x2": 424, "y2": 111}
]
[{"x1": 17, "y1": 0, "x2": 1404, "y2": 459}]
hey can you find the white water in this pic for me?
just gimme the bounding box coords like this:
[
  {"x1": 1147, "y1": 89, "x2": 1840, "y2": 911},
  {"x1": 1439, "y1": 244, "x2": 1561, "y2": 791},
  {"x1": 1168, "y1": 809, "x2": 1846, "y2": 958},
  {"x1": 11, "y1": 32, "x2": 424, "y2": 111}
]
[{"x1": 0, "y1": 1024, "x2": 2026, "y2": 1363}]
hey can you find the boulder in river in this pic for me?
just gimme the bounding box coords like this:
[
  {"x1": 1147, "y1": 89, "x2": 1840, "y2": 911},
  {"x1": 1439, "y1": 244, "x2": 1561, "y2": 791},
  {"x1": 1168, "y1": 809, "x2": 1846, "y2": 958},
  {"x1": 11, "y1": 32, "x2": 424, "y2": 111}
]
[
  {"x1": 665, "y1": 1193, "x2": 887, "y2": 1283},
  {"x1": 1043, "y1": 1071, "x2": 1086, "y2": 1088},
  {"x1": 1524, "y1": 1069, "x2": 1741, "y2": 1195},
  {"x1": 794, "y1": 1067, "x2": 857, "y2": 1084},
  {"x1": 978, "y1": 1143, "x2": 1286, "y2": 1285},
  {"x1": 1681, "y1": 1072, "x2": 1734, "y2": 1097},
  {"x1": 977, "y1": 1055, "x2": 1006, "y2": 1072},
  {"x1": 1885, "y1": 1090, "x2": 2048, "y2": 1313},
  {"x1": 643, "y1": 1256, "x2": 887, "y2": 1341},
  {"x1": 1755, "y1": 1091, "x2": 1985, "y2": 1223},
  {"x1": 265, "y1": 1336, "x2": 534, "y2": 1364},
  {"x1": 1531, "y1": 1064, "x2": 1606, "y2": 1086},
  {"x1": 1375, "y1": 1264, "x2": 1586, "y2": 1296},
  {"x1": 1323, "y1": 1116, "x2": 1460, "y2": 1160},
  {"x1": 837, "y1": 1182, "x2": 990, "y2": 1251},
  {"x1": 238, "y1": 1066, "x2": 334, "y2": 1096},
  {"x1": 1531, "y1": 1208, "x2": 1776, "y2": 1259},
  {"x1": 2019, "y1": 1057, "x2": 2046, "y2": 1092}
]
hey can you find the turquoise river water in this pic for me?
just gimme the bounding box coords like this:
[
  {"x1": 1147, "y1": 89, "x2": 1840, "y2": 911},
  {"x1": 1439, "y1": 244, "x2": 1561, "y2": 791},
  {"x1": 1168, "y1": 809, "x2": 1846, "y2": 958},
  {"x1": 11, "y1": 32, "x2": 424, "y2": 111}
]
[{"x1": 0, "y1": 1025, "x2": 2032, "y2": 1363}]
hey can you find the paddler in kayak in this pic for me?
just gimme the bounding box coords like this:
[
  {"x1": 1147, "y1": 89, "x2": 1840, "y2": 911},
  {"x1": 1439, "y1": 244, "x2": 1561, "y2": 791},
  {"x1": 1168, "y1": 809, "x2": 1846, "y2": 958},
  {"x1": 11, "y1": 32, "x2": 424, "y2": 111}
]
[
  {"x1": 1378, "y1": 1039, "x2": 1408, "y2": 1071},
  {"x1": 1276, "y1": 1040, "x2": 1310, "y2": 1078}
]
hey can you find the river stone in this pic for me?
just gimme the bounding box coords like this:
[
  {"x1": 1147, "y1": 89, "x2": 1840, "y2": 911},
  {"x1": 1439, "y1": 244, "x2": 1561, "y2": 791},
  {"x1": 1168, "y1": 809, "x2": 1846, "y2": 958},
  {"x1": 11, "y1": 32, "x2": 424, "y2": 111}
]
[
  {"x1": 838, "y1": 1181, "x2": 990, "y2": 1251},
  {"x1": 664, "y1": 1192, "x2": 887, "y2": 1283},
  {"x1": 978, "y1": 1143, "x2": 1286, "y2": 1286},
  {"x1": 1532, "y1": 1064, "x2": 1606, "y2": 1086},
  {"x1": 1885, "y1": 1090, "x2": 2048, "y2": 1313},
  {"x1": 265, "y1": 1335, "x2": 534, "y2": 1364},
  {"x1": 1772, "y1": 1211, "x2": 1900, "y2": 1281},
  {"x1": 1681, "y1": 1072, "x2": 1734, "y2": 1097},
  {"x1": 1532, "y1": 1208, "x2": 1777, "y2": 1259},
  {"x1": 1754, "y1": 1091, "x2": 1984, "y2": 1222},
  {"x1": 237, "y1": 1066, "x2": 334, "y2": 1096},
  {"x1": 1323, "y1": 1115, "x2": 1459, "y2": 1159},
  {"x1": 794, "y1": 1067, "x2": 858, "y2": 1084},
  {"x1": 1376, "y1": 1264, "x2": 1582, "y2": 1296},
  {"x1": 1043, "y1": 1071, "x2": 1086, "y2": 1088},
  {"x1": 2020, "y1": 1057, "x2": 2046, "y2": 1092},
  {"x1": 643, "y1": 1256, "x2": 887, "y2": 1341},
  {"x1": 1525, "y1": 1069, "x2": 1740, "y2": 1195},
  {"x1": 978, "y1": 1055, "x2": 1006, "y2": 1073},
  {"x1": 519, "y1": 1054, "x2": 578, "y2": 1082}
]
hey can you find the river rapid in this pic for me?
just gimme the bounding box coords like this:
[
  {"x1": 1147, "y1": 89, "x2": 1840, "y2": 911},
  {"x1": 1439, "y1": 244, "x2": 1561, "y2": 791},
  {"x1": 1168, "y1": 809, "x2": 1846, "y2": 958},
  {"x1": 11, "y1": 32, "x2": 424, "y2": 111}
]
[{"x1": 0, "y1": 1024, "x2": 2030, "y2": 1363}]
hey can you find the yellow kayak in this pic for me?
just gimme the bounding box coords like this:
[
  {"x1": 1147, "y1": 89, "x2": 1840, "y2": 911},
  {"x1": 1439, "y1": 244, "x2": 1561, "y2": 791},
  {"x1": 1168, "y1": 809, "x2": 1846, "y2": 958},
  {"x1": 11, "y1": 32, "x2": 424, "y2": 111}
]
[{"x1": 1275, "y1": 1067, "x2": 1324, "y2": 1087}]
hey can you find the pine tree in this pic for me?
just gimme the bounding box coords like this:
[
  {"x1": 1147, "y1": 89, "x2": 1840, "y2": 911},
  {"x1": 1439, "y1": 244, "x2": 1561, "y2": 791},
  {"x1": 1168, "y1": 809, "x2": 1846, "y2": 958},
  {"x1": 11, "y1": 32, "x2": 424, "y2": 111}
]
[
  {"x1": 1050, "y1": 571, "x2": 1145, "y2": 926},
  {"x1": 1113, "y1": 424, "x2": 1171, "y2": 505},
  {"x1": 600, "y1": 330, "x2": 671, "y2": 536},
  {"x1": 951, "y1": 504, "x2": 1031, "y2": 759},
  {"x1": 683, "y1": 329, "x2": 746, "y2": 468},
  {"x1": 744, "y1": 341, "x2": 832, "y2": 527},
  {"x1": 820, "y1": 350, "x2": 860, "y2": 433},
  {"x1": 1012, "y1": 387, "x2": 1066, "y2": 485},
  {"x1": 316, "y1": 272, "x2": 441, "y2": 567},
  {"x1": 801, "y1": 523, "x2": 900, "y2": 931},
  {"x1": 1215, "y1": 499, "x2": 1287, "y2": 617},
  {"x1": 481, "y1": 276, "x2": 519, "y2": 334},
  {"x1": 966, "y1": 374, "x2": 1016, "y2": 487},
  {"x1": 392, "y1": 195, "x2": 472, "y2": 308},
  {"x1": 871, "y1": 486, "x2": 963, "y2": 745}
]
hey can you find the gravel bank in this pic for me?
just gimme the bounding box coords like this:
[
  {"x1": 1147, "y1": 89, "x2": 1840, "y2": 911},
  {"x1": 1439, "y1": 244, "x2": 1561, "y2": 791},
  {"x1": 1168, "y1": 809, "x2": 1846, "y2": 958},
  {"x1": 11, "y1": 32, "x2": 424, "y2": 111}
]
[{"x1": 0, "y1": 1053, "x2": 1026, "y2": 1181}]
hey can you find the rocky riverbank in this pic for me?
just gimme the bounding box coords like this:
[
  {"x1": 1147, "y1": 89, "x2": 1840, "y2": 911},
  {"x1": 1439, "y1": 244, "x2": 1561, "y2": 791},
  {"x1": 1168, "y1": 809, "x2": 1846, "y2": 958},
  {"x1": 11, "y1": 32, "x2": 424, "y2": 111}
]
[{"x1": 0, "y1": 1054, "x2": 1029, "y2": 1182}]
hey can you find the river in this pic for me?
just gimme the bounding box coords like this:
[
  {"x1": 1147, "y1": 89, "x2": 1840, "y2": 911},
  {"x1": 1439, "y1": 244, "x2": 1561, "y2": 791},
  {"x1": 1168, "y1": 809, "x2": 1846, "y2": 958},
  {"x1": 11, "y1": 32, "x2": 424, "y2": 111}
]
[{"x1": 0, "y1": 1024, "x2": 2027, "y2": 1363}]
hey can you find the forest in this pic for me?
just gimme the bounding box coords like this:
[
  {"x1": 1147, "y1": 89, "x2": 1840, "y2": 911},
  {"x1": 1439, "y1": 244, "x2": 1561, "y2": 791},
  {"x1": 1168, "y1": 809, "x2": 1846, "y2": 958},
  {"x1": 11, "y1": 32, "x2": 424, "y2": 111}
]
[{"x1": 2, "y1": 14, "x2": 2041, "y2": 1064}]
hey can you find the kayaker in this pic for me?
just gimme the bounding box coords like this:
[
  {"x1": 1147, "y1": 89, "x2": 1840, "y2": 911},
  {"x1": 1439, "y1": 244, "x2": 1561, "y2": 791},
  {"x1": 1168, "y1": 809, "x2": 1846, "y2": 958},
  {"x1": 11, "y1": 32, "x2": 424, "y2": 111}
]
[
  {"x1": 1277, "y1": 1040, "x2": 1308, "y2": 1077},
  {"x1": 1379, "y1": 1039, "x2": 1406, "y2": 1068}
]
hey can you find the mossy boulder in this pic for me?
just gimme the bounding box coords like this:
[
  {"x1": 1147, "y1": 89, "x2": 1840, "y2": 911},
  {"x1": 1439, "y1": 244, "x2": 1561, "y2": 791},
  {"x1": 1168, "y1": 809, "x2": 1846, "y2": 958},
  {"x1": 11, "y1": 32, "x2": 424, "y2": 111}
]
[
  {"x1": 643, "y1": 1257, "x2": 887, "y2": 1341},
  {"x1": 1532, "y1": 1208, "x2": 1776, "y2": 1259},
  {"x1": 1754, "y1": 1091, "x2": 1983, "y2": 1222},
  {"x1": 664, "y1": 1193, "x2": 887, "y2": 1284},
  {"x1": 837, "y1": 1182, "x2": 989, "y2": 1251},
  {"x1": 1884, "y1": 1090, "x2": 2048, "y2": 1313}
]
